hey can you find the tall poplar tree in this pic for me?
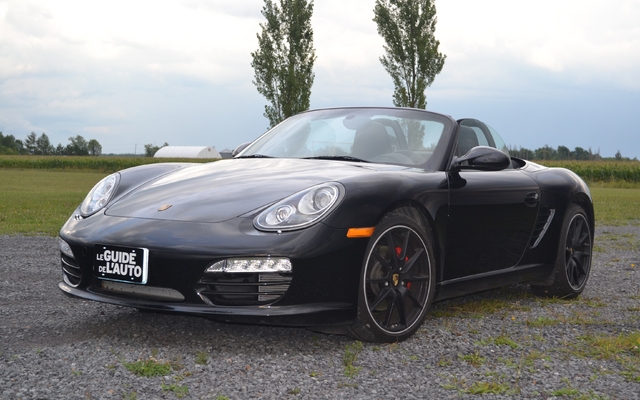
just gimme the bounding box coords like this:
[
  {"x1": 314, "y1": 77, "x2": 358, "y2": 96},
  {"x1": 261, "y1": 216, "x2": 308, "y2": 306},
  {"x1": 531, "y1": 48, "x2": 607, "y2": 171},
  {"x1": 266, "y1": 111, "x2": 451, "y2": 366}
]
[
  {"x1": 374, "y1": 0, "x2": 446, "y2": 109},
  {"x1": 251, "y1": 0, "x2": 316, "y2": 128}
]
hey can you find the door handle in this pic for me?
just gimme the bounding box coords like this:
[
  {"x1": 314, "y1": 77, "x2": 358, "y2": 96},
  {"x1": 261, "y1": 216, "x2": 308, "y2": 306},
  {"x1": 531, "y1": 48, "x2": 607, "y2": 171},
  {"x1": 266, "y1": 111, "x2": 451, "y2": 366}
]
[{"x1": 524, "y1": 192, "x2": 539, "y2": 207}]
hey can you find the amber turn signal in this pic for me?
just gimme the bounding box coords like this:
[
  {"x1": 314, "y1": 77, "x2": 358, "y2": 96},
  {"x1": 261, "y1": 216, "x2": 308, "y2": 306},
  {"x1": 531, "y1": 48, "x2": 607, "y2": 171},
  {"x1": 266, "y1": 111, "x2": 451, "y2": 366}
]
[{"x1": 346, "y1": 227, "x2": 375, "y2": 238}]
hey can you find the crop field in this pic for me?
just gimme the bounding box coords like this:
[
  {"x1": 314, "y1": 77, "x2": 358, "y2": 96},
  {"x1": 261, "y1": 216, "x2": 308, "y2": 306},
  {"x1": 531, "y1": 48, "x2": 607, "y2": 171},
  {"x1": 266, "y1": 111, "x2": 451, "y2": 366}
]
[
  {"x1": 1, "y1": 167, "x2": 638, "y2": 236},
  {"x1": 0, "y1": 155, "x2": 217, "y2": 173},
  {"x1": 536, "y1": 160, "x2": 640, "y2": 184}
]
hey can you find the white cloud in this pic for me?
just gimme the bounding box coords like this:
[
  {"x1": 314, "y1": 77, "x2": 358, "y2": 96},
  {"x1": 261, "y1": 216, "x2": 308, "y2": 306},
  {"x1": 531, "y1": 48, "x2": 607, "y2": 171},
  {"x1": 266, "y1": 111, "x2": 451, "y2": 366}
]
[{"x1": 436, "y1": 0, "x2": 640, "y2": 88}]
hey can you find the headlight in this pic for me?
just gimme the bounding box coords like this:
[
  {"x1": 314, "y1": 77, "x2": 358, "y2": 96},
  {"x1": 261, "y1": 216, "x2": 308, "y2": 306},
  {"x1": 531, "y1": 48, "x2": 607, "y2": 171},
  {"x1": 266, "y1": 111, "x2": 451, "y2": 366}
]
[
  {"x1": 254, "y1": 183, "x2": 344, "y2": 231},
  {"x1": 80, "y1": 173, "x2": 120, "y2": 216}
]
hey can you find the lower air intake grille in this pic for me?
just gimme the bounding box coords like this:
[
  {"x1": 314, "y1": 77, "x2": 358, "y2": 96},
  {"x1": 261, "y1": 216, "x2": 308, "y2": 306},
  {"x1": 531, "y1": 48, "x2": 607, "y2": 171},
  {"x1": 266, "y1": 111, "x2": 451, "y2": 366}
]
[
  {"x1": 196, "y1": 272, "x2": 292, "y2": 306},
  {"x1": 61, "y1": 254, "x2": 82, "y2": 287}
]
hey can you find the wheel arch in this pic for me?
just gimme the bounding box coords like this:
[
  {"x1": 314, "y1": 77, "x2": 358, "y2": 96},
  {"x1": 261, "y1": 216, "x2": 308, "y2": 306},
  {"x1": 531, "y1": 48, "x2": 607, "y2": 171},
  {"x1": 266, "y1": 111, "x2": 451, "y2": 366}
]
[
  {"x1": 372, "y1": 200, "x2": 445, "y2": 285},
  {"x1": 571, "y1": 193, "x2": 595, "y2": 236}
]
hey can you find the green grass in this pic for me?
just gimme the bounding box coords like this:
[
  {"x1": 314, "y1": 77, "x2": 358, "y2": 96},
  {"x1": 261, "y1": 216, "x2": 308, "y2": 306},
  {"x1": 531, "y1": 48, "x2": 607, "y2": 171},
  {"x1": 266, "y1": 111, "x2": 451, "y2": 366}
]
[
  {"x1": 575, "y1": 331, "x2": 640, "y2": 360},
  {"x1": 526, "y1": 316, "x2": 561, "y2": 328},
  {"x1": 161, "y1": 380, "x2": 189, "y2": 398},
  {"x1": 458, "y1": 351, "x2": 486, "y2": 367},
  {"x1": 0, "y1": 169, "x2": 108, "y2": 235},
  {"x1": 590, "y1": 186, "x2": 640, "y2": 225},
  {"x1": 122, "y1": 357, "x2": 173, "y2": 377},
  {"x1": 195, "y1": 351, "x2": 209, "y2": 365},
  {"x1": 343, "y1": 341, "x2": 363, "y2": 378},
  {"x1": 465, "y1": 380, "x2": 511, "y2": 395}
]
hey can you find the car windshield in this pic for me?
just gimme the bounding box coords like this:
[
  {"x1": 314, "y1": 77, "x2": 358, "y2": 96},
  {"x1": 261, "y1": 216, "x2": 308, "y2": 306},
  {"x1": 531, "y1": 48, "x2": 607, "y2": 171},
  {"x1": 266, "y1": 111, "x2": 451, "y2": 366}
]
[{"x1": 239, "y1": 108, "x2": 454, "y2": 169}]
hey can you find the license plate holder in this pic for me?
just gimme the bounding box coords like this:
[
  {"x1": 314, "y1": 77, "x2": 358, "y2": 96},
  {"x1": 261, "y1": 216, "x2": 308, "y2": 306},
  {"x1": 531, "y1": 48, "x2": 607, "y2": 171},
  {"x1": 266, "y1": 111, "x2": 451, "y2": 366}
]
[{"x1": 94, "y1": 244, "x2": 149, "y2": 284}]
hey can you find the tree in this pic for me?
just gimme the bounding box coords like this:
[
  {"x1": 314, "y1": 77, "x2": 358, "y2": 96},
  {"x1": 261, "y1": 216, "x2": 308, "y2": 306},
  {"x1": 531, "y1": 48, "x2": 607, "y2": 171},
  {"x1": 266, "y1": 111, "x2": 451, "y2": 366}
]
[
  {"x1": 508, "y1": 145, "x2": 534, "y2": 160},
  {"x1": 25, "y1": 132, "x2": 38, "y2": 155},
  {"x1": 87, "y1": 139, "x2": 102, "y2": 156},
  {"x1": 36, "y1": 133, "x2": 55, "y2": 155},
  {"x1": 557, "y1": 145, "x2": 571, "y2": 160},
  {"x1": 251, "y1": 0, "x2": 316, "y2": 128},
  {"x1": 534, "y1": 145, "x2": 557, "y2": 160},
  {"x1": 0, "y1": 133, "x2": 25, "y2": 155},
  {"x1": 573, "y1": 146, "x2": 591, "y2": 161},
  {"x1": 144, "y1": 142, "x2": 168, "y2": 157},
  {"x1": 66, "y1": 135, "x2": 89, "y2": 156},
  {"x1": 373, "y1": 0, "x2": 446, "y2": 109}
]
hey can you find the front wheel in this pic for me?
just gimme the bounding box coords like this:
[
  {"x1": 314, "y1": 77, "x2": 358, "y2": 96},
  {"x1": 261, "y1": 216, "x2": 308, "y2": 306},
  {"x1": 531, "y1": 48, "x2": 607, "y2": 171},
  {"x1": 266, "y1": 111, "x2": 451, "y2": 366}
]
[
  {"x1": 348, "y1": 207, "x2": 436, "y2": 343},
  {"x1": 531, "y1": 203, "x2": 593, "y2": 299}
]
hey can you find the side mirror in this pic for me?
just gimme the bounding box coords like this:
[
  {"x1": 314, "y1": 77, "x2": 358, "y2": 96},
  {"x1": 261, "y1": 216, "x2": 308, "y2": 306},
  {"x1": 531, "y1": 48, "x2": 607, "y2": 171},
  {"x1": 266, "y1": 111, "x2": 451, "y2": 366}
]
[
  {"x1": 451, "y1": 146, "x2": 511, "y2": 171},
  {"x1": 232, "y1": 142, "x2": 251, "y2": 157}
]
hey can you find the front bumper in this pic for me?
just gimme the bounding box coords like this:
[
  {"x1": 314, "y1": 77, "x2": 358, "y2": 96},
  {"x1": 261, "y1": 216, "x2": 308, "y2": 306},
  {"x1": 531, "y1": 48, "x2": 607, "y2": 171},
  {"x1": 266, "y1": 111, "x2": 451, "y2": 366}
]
[
  {"x1": 58, "y1": 281, "x2": 354, "y2": 326},
  {"x1": 58, "y1": 214, "x2": 368, "y2": 326}
]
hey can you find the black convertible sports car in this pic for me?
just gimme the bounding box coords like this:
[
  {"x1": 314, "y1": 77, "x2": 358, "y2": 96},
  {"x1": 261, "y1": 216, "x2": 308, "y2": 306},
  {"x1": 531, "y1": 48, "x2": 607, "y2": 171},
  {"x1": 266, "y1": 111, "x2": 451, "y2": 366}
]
[{"x1": 59, "y1": 107, "x2": 594, "y2": 343}]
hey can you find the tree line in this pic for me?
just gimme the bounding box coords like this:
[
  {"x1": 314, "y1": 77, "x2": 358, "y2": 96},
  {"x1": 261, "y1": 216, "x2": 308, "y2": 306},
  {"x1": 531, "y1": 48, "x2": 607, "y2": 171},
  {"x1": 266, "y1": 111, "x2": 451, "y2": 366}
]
[
  {"x1": 0, "y1": 132, "x2": 102, "y2": 156},
  {"x1": 509, "y1": 145, "x2": 633, "y2": 161}
]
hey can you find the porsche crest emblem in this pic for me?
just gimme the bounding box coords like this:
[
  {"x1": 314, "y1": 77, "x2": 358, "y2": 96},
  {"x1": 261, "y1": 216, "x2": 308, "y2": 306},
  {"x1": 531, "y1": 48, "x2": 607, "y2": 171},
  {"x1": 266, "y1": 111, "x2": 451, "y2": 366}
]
[
  {"x1": 158, "y1": 204, "x2": 173, "y2": 212},
  {"x1": 392, "y1": 273, "x2": 400, "y2": 287}
]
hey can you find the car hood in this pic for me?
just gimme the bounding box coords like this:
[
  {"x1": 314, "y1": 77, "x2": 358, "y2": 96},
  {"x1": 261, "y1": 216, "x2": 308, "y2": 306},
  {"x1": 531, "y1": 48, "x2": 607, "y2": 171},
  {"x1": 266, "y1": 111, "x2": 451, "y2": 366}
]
[{"x1": 105, "y1": 158, "x2": 411, "y2": 223}]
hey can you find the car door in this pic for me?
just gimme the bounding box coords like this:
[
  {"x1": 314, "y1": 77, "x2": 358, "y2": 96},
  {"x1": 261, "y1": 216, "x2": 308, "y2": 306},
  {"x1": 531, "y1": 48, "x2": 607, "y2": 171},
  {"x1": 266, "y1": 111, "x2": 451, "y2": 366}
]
[{"x1": 443, "y1": 119, "x2": 540, "y2": 281}]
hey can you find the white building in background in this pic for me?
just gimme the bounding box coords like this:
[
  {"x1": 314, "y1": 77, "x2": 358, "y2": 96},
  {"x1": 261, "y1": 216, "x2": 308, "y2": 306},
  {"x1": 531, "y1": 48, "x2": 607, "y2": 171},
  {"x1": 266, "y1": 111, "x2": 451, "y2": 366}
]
[
  {"x1": 219, "y1": 148, "x2": 233, "y2": 159},
  {"x1": 154, "y1": 146, "x2": 221, "y2": 159}
]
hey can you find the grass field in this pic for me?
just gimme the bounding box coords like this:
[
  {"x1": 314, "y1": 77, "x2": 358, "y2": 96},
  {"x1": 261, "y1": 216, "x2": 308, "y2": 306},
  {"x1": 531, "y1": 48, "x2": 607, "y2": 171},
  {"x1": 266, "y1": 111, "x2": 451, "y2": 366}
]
[
  {"x1": 1, "y1": 169, "x2": 638, "y2": 236},
  {"x1": 0, "y1": 169, "x2": 108, "y2": 235}
]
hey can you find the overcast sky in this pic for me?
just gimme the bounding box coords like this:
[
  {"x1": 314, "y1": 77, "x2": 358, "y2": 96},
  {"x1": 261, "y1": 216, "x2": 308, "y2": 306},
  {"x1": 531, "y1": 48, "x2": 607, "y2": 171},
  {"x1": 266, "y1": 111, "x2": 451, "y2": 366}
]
[{"x1": 1, "y1": 0, "x2": 639, "y2": 158}]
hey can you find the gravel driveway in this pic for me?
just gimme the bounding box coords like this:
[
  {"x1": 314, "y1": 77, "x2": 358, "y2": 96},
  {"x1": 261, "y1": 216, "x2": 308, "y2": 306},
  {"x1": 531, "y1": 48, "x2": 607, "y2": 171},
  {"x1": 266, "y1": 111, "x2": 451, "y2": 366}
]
[{"x1": 1, "y1": 226, "x2": 638, "y2": 399}]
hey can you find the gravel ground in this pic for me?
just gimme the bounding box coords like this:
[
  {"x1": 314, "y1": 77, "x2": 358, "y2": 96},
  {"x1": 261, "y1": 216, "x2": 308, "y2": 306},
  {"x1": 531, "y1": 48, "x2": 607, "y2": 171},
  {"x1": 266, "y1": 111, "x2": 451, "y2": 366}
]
[{"x1": 1, "y1": 226, "x2": 638, "y2": 400}]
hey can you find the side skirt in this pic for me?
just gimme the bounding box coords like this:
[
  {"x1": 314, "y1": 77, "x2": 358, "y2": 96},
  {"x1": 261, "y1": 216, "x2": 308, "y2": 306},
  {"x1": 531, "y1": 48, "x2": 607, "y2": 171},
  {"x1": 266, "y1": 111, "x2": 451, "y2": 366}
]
[{"x1": 434, "y1": 263, "x2": 553, "y2": 301}]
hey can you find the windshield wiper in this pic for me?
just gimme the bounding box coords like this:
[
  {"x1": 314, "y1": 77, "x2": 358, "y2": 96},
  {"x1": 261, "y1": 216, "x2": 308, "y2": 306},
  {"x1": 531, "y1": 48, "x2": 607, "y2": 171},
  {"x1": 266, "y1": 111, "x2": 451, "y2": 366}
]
[
  {"x1": 235, "y1": 154, "x2": 273, "y2": 159},
  {"x1": 303, "y1": 155, "x2": 369, "y2": 163}
]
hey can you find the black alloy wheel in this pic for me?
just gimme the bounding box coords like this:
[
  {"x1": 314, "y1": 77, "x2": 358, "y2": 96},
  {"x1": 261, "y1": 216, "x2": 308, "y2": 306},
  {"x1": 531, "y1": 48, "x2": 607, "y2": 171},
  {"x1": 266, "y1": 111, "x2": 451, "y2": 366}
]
[
  {"x1": 564, "y1": 212, "x2": 592, "y2": 290},
  {"x1": 532, "y1": 204, "x2": 592, "y2": 298},
  {"x1": 349, "y1": 207, "x2": 435, "y2": 343}
]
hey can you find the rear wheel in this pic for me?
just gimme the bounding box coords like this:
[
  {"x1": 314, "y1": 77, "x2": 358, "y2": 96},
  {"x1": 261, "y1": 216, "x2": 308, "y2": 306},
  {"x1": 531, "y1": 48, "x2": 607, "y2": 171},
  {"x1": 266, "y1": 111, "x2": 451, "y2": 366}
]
[
  {"x1": 348, "y1": 207, "x2": 435, "y2": 343},
  {"x1": 531, "y1": 204, "x2": 592, "y2": 298}
]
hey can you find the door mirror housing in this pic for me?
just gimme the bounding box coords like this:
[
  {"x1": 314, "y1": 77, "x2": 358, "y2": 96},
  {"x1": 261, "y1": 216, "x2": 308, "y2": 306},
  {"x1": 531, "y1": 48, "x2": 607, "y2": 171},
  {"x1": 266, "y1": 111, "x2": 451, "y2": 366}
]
[
  {"x1": 232, "y1": 142, "x2": 251, "y2": 157},
  {"x1": 451, "y1": 146, "x2": 511, "y2": 171}
]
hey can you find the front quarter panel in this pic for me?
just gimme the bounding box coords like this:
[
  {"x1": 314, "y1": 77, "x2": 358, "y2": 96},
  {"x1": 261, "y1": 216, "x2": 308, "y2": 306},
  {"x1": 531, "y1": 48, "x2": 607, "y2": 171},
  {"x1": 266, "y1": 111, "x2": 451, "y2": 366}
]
[
  {"x1": 520, "y1": 162, "x2": 594, "y2": 267},
  {"x1": 321, "y1": 169, "x2": 449, "y2": 230},
  {"x1": 526, "y1": 164, "x2": 593, "y2": 222}
]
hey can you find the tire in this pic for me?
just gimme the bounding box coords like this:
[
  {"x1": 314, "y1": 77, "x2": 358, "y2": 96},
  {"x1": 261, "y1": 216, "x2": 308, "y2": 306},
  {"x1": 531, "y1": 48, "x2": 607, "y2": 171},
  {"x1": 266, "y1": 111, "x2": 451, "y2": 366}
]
[
  {"x1": 348, "y1": 207, "x2": 436, "y2": 343},
  {"x1": 531, "y1": 203, "x2": 593, "y2": 299}
]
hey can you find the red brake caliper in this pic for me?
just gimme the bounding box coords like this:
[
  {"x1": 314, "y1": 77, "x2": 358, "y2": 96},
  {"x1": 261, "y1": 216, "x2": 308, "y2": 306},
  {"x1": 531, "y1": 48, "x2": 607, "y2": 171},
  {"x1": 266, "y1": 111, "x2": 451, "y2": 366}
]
[{"x1": 395, "y1": 246, "x2": 411, "y2": 289}]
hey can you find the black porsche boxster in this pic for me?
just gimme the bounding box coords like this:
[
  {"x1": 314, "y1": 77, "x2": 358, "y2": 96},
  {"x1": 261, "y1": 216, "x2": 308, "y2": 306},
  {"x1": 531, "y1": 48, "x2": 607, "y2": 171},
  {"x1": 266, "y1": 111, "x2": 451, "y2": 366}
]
[{"x1": 59, "y1": 107, "x2": 594, "y2": 343}]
